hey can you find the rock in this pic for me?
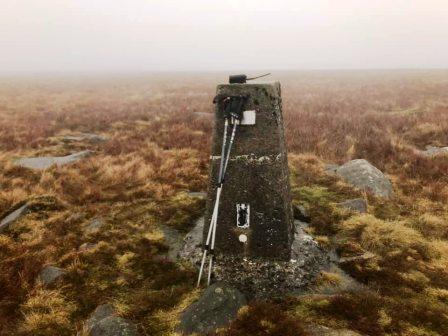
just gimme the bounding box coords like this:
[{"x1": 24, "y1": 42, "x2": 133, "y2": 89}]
[
  {"x1": 89, "y1": 317, "x2": 138, "y2": 336},
  {"x1": 179, "y1": 217, "x2": 204, "y2": 266},
  {"x1": 79, "y1": 242, "x2": 97, "y2": 252},
  {"x1": 187, "y1": 191, "x2": 207, "y2": 199},
  {"x1": 335, "y1": 159, "x2": 393, "y2": 198},
  {"x1": 85, "y1": 218, "x2": 104, "y2": 234},
  {"x1": 421, "y1": 146, "x2": 448, "y2": 157},
  {"x1": 159, "y1": 225, "x2": 184, "y2": 261},
  {"x1": 38, "y1": 265, "x2": 66, "y2": 286},
  {"x1": 0, "y1": 204, "x2": 29, "y2": 233},
  {"x1": 84, "y1": 304, "x2": 138, "y2": 336},
  {"x1": 307, "y1": 324, "x2": 362, "y2": 336},
  {"x1": 85, "y1": 304, "x2": 116, "y2": 331},
  {"x1": 15, "y1": 150, "x2": 92, "y2": 170},
  {"x1": 293, "y1": 203, "x2": 310, "y2": 222},
  {"x1": 178, "y1": 282, "x2": 246, "y2": 335},
  {"x1": 324, "y1": 164, "x2": 340, "y2": 174},
  {"x1": 62, "y1": 133, "x2": 107, "y2": 144},
  {"x1": 336, "y1": 198, "x2": 367, "y2": 213}
]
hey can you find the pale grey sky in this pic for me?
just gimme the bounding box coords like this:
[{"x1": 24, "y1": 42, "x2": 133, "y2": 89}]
[{"x1": 1, "y1": 0, "x2": 448, "y2": 72}]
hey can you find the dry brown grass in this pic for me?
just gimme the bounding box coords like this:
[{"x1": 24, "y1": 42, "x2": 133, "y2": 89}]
[{"x1": 1, "y1": 71, "x2": 448, "y2": 335}]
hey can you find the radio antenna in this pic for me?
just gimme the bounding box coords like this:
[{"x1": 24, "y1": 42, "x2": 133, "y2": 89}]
[{"x1": 247, "y1": 73, "x2": 271, "y2": 81}]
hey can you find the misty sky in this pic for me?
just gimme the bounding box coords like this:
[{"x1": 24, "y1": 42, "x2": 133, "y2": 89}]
[{"x1": 1, "y1": 0, "x2": 448, "y2": 72}]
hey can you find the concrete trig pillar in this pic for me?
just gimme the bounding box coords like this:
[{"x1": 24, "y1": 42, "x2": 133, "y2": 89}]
[{"x1": 204, "y1": 81, "x2": 294, "y2": 261}]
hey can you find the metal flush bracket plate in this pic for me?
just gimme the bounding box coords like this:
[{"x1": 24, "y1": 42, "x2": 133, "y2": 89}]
[{"x1": 236, "y1": 204, "x2": 250, "y2": 229}]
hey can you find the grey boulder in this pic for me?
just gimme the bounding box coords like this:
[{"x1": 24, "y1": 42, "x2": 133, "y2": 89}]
[
  {"x1": 421, "y1": 146, "x2": 448, "y2": 157},
  {"x1": 336, "y1": 198, "x2": 367, "y2": 213},
  {"x1": 62, "y1": 133, "x2": 107, "y2": 144},
  {"x1": 38, "y1": 265, "x2": 66, "y2": 286},
  {"x1": 0, "y1": 203, "x2": 29, "y2": 233},
  {"x1": 15, "y1": 150, "x2": 92, "y2": 170},
  {"x1": 178, "y1": 282, "x2": 246, "y2": 335},
  {"x1": 90, "y1": 317, "x2": 138, "y2": 336},
  {"x1": 85, "y1": 304, "x2": 138, "y2": 336},
  {"x1": 335, "y1": 159, "x2": 393, "y2": 198},
  {"x1": 85, "y1": 304, "x2": 116, "y2": 331}
]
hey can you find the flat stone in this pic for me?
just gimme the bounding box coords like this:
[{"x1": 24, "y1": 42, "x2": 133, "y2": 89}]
[
  {"x1": 178, "y1": 282, "x2": 246, "y2": 335},
  {"x1": 38, "y1": 265, "x2": 66, "y2": 286},
  {"x1": 307, "y1": 324, "x2": 362, "y2": 336},
  {"x1": 179, "y1": 217, "x2": 204, "y2": 266},
  {"x1": 336, "y1": 198, "x2": 367, "y2": 213},
  {"x1": 79, "y1": 242, "x2": 97, "y2": 252},
  {"x1": 15, "y1": 150, "x2": 92, "y2": 170},
  {"x1": 62, "y1": 133, "x2": 107, "y2": 144},
  {"x1": 421, "y1": 146, "x2": 448, "y2": 157},
  {"x1": 85, "y1": 218, "x2": 104, "y2": 234},
  {"x1": 85, "y1": 304, "x2": 116, "y2": 331},
  {"x1": 89, "y1": 316, "x2": 138, "y2": 336},
  {"x1": 335, "y1": 159, "x2": 393, "y2": 198},
  {"x1": 159, "y1": 225, "x2": 184, "y2": 261},
  {"x1": 187, "y1": 191, "x2": 207, "y2": 198},
  {"x1": 0, "y1": 204, "x2": 29, "y2": 233}
]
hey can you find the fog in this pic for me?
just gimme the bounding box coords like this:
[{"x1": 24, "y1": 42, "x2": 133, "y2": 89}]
[{"x1": 1, "y1": 0, "x2": 448, "y2": 73}]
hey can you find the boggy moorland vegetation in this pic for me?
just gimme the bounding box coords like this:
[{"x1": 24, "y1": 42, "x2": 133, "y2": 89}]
[{"x1": 0, "y1": 70, "x2": 448, "y2": 335}]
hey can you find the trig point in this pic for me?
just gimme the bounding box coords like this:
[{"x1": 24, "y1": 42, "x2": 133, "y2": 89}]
[
  {"x1": 204, "y1": 81, "x2": 294, "y2": 260},
  {"x1": 190, "y1": 75, "x2": 328, "y2": 296}
]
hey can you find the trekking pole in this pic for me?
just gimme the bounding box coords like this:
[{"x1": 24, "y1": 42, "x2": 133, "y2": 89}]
[
  {"x1": 197, "y1": 95, "x2": 247, "y2": 287},
  {"x1": 197, "y1": 117, "x2": 229, "y2": 287},
  {"x1": 206, "y1": 119, "x2": 239, "y2": 285}
]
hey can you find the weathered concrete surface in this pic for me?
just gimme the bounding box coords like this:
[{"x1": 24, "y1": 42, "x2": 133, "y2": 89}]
[
  {"x1": 38, "y1": 265, "x2": 66, "y2": 286},
  {"x1": 335, "y1": 159, "x2": 393, "y2": 198},
  {"x1": 0, "y1": 203, "x2": 29, "y2": 233},
  {"x1": 422, "y1": 145, "x2": 448, "y2": 157},
  {"x1": 178, "y1": 282, "x2": 246, "y2": 335},
  {"x1": 204, "y1": 82, "x2": 294, "y2": 260},
  {"x1": 337, "y1": 198, "x2": 368, "y2": 213},
  {"x1": 182, "y1": 220, "x2": 329, "y2": 298},
  {"x1": 15, "y1": 150, "x2": 92, "y2": 170}
]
